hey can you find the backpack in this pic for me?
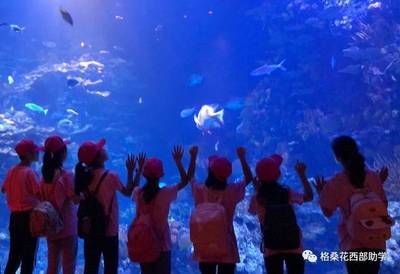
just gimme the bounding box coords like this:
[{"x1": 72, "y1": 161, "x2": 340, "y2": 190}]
[
  {"x1": 262, "y1": 185, "x2": 301, "y2": 250},
  {"x1": 127, "y1": 191, "x2": 161, "y2": 263},
  {"x1": 77, "y1": 171, "x2": 110, "y2": 239},
  {"x1": 30, "y1": 174, "x2": 64, "y2": 238},
  {"x1": 30, "y1": 201, "x2": 64, "y2": 237},
  {"x1": 190, "y1": 188, "x2": 230, "y2": 259},
  {"x1": 346, "y1": 188, "x2": 394, "y2": 247}
]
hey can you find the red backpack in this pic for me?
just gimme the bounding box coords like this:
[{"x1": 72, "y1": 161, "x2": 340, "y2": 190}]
[
  {"x1": 127, "y1": 192, "x2": 161, "y2": 263},
  {"x1": 190, "y1": 188, "x2": 230, "y2": 260},
  {"x1": 346, "y1": 187, "x2": 394, "y2": 247}
]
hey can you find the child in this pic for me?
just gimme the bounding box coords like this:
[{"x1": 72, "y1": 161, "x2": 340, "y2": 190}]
[
  {"x1": 314, "y1": 136, "x2": 391, "y2": 274},
  {"x1": 132, "y1": 145, "x2": 194, "y2": 274},
  {"x1": 1, "y1": 139, "x2": 42, "y2": 274},
  {"x1": 248, "y1": 155, "x2": 313, "y2": 274},
  {"x1": 75, "y1": 139, "x2": 141, "y2": 274},
  {"x1": 39, "y1": 136, "x2": 78, "y2": 274},
  {"x1": 189, "y1": 147, "x2": 253, "y2": 274}
]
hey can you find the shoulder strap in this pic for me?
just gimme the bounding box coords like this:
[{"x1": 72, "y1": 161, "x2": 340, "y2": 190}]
[{"x1": 92, "y1": 170, "x2": 109, "y2": 195}]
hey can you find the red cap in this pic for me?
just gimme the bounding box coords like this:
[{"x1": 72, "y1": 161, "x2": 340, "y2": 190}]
[
  {"x1": 143, "y1": 158, "x2": 164, "y2": 179},
  {"x1": 44, "y1": 135, "x2": 70, "y2": 153},
  {"x1": 78, "y1": 139, "x2": 106, "y2": 165},
  {"x1": 208, "y1": 155, "x2": 232, "y2": 180},
  {"x1": 256, "y1": 154, "x2": 283, "y2": 182},
  {"x1": 15, "y1": 139, "x2": 43, "y2": 158}
]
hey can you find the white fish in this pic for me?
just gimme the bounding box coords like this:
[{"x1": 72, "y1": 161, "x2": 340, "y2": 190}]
[
  {"x1": 7, "y1": 75, "x2": 14, "y2": 85},
  {"x1": 138, "y1": 97, "x2": 143, "y2": 104},
  {"x1": 180, "y1": 107, "x2": 196, "y2": 118},
  {"x1": 86, "y1": 90, "x2": 111, "y2": 97},
  {"x1": 194, "y1": 105, "x2": 224, "y2": 133},
  {"x1": 115, "y1": 15, "x2": 124, "y2": 20},
  {"x1": 66, "y1": 108, "x2": 79, "y2": 116},
  {"x1": 214, "y1": 141, "x2": 220, "y2": 151},
  {"x1": 251, "y1": 59, "x2": 286, "y2": 76}
]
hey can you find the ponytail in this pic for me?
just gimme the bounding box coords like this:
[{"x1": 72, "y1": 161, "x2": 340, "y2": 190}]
[
  {"x1": 332, "y1": 136, "x2": 366, "y2": 189},
  {"x1": 142, "y1": 178, "x2": 160, "y2": 204},
  {"x1": 342, "y1": 152, "x2": 366, "y2": 189},
  {"x1": 205, "y1": 171, "x2": 227, "y2": 190},
  {"x1": 42, "y1": 147, "x2": 66, "y2": 183},
  {"x1": 74, "y1": 162, "x2": 93, "y2": 194}
]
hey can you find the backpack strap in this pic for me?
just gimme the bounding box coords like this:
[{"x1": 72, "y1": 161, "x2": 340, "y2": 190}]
[{"x1": 92, "y1": 170, "x2": 109, "y2": 195}]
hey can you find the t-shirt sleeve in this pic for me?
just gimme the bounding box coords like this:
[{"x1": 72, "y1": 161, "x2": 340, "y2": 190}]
[
  {"x1": 229, "y1": 181, "x2": 246, "y2": 204},
  {"x1": 110, "y1": 172, "x2": 124, "y2": 192},
  {"x1": 289, "y1": 189, "x2": 304, "y2": 205},
  {"x1": 1, "y1": 169, "x2": 12, "y2": 193},
  {"x1": 27, "y1": 170, "x2": 40, "y2": 197},
  {"x1": 163, "y1": 185, "x2": 178, "y2": 204},
  {"x1": 319, "y1": 176, "x2": 339, "y2": 211},
  {"x1": 132, "y1": 186, "x2": 141, "y2": 202},
  {"x1": 248, "y1": 195, "x2": 258, "y2": 215},
  {"x1": 369, "y1": 171, "x2": 387, "y2": 203},
  {"x1": 190, "y1": 180, "x2": 201, "y2": 201}
]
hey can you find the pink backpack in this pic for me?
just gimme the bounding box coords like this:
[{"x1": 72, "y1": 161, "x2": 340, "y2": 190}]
[
  {"x1": 30, "y1": 201, "x2": 64, "y2": 237},
  {"x1": 347, "y1": 188, "x2": 394, "y2": 247},
  {"x1": 127, "y1": 193, "x2": 161, "y2": 263},
  {"x1": 190, "y1": 188, "x2": 229, "y2": 259}
]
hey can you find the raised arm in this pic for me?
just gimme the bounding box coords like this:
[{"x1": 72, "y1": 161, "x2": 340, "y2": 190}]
[
  {"x1": 186, "y1": 145, "x2": 198, "y2": 181},
  {"x1": 133, "y1": 152, "x2": 146, "y2": 189},
  {"x1": 236, "y1": 147, "x2": 254, "y2": 186},
  {"x1": 173, "y1": 145, "x2": 189, "y2": 191},
  {"x1": 120, "y1": 154, "x2": 136, "y2": 197},
  {"x1": 294, "y1": 161, "x2": 313, "y2": 202}
]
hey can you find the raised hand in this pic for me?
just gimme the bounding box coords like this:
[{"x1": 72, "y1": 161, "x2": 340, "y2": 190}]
[
  {"x1": 136, "y1": 152, "x2": 146, "y2": 171},
  {"x1": 294, "y1": 161, "x2": 307, "y2": 177},
  {"x1": 189, "y1": 145, "x2": 199, "y2": 157},
  {"x1": 126, "y1": 154, "x2": 136, "y2": 172},
  {"x1": 172, "y1": 145, "x2": 184, "y2": 162},
  {"x1": 236, "y1": 147, "x2": 246, "y2": 159},
  {"x1": 314, "y1": 176, "x2": 326, "y2": 195}
]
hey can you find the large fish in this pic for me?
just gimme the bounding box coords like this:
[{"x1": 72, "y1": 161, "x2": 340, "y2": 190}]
[
  {"x1": 60, "y1": 8, "x2": 74, "y2": 26},
  {"x1": 194, "y1": 105, "x2": 224, "y2": 133},
  {"x1": 251, "y1": 59, "x2": 286, "y2": 76},
  {"x1": 25, "y1": 103, "x2": 48, "y2": 115}
]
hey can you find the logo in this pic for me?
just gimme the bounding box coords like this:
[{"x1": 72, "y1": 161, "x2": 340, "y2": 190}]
[{"x1": 302, "y1": 250, "x2": 318, "y2": 263}]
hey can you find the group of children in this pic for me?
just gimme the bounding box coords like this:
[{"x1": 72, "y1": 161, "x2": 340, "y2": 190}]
[{"x1": 1, "y1": 135, "x2": 392, "y2": 274}]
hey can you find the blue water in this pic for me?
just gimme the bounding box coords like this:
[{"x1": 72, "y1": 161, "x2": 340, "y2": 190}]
[{"x1": 0, "y1": 0, "x2": 399, "y2": 273}]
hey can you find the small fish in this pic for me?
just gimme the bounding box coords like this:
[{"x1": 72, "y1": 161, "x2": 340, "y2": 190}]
[
  {"x1": 25, "y1": 103, "x2": 48, "y2": 115},
  {"x1": 194, "y1": 105, "x2": 224, "y2": 133},
  {"x1": 9, "y1": 24, "x2": 25, "y2": 32},
  {"x1": 330, "y1": 56, "x2": 336, "y2": 70},
  {"x1": 115, "y1": 15, "x2": 124, "y2": 20},
  {"x1": 338, "y1": 64, "x2": 364, "y2": 75},
  {"x1": 86, "y1": 90, "x2": 111, "y2": 97},
  {"x1": 250, "y1": 59, "x2": 286, "y2": 76},
  {"x1": 138, "y1": 97, "x2": 143, "y2": 104},
  {"x1": 342, "y1": 46, "x2": 362, "y2": 60},
  {"x1": 180, "y1": 107, "x2": 196, "y2": 118},
  {"x1": 7, "y1": 75, "x2": 14, "y2": 85},
  {"x1": 187, "y1": 74, "x2": 204, "y2": 87},
  {"x1": 368, "y1": 2, "x2": 382, "y2": 9},
  {"x1": 60, "y1": 8, "x2": 74, "y2": 26},
  {"x1": 66, "y1": 109, "x2": 79, "y2": 116},
  {"x1": 214, "y1": 141, "x2": 219, "y2": 152},
  {"x1": 67, "y1": 78, "x2": 80, "y2": 88},
  {"x1": 224, "y1": 98, "x2": 244, "y2": 111}
]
